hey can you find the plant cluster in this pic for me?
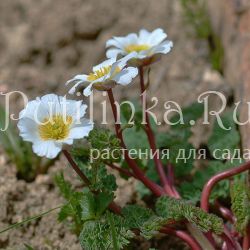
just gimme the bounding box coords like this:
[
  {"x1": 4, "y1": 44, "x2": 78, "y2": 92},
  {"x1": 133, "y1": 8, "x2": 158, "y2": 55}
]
[{"x1": 1, "y1": 28, "x2": 250, "y2": 250}]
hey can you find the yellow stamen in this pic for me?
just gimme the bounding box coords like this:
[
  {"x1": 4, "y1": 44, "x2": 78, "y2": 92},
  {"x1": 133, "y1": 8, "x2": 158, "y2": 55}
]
[
  {"x1": 87, "y1": 65, "x2": 120, "y2": 82},
  {"x1": 87, "y1": 66, "x2": 112, "y2": 81},
  {"x1": 38, "y1": 115, "x2": 73, "y2": 141},
  {"x1": 124, "y1": 44, "x2": 150, "y2": 53}
]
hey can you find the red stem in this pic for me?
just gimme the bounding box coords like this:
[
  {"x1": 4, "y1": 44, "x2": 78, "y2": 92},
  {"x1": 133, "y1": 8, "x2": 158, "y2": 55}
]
[
  {"x1": 138, "y1": 67, "x2": 178, "y2": 197},
  {"x1": 107, "y1": 89, "x2": 165, "y2": 197},
  {"x1": 215, "y1": 200, "x2": 235, "y2": 224},
  {"x1": 167, "y1": 163, "x2": 181, "y2": 198},
  {"x1": 167, "y1": 163, "x2": 174, "y2": 186},
  {"x1": 200, "y1": 161, "x2": 250, "y2": 249},
  {"x1": 160, "y1": 228, "x2": 202, "y2": 250},
  {"x1": 106, "y1": 162, "x2": 136, "y2": 178},
  {"x1": 63, "y1": 150, "x2": 91, "y2": 185},
  {"x1": 221, "y1": 228, "x2": 240, "y2": 250},
  {"x1": 63, "y1": 150, "x2": 121, "y2": 214},
  {"x1": 201, "y1": 160, "x2": 250, "y2": 212},
  {"x1": 243, "y1": 225, "x2": 250, "y2": 250}
]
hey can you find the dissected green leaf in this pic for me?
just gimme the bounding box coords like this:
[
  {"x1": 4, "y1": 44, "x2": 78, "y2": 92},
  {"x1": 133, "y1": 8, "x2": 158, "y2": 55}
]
[
  {"x1": 81, "y1": 192, "x2": 96, "y2": 221},
  {"x1": 80, "y1": 191, "x2": 114, "y2": 222},
  {"x1": 230, "y1": 181, "x2": 250, "y2": 234},
  {"x1": 58, "y1": 203, "x2": 75, "y2": 222},
  {"x1": 156, "y1": 196, "x2": 223, "y2": 234},
  {"x1": 79, "y1": 212, "x2": 134, "y2": 250},
  {"x1": 88, "y1": 128, "x2": 121, "y2": 163},
  {"x1": 95, "y1": 192, "x2": 114, "y2": 217},
  {"x1": 140, "y1": 216, "x2": 167, "y2": 240},
  {"x1": 55, "y1": 173, "x2": 84, "y2": 234},
  {"x1": 122, "y1": 205, "x2": 154, "y2": 228},
  {"x1": 73, "y1": 155, "x2": 117, "y2": 194},
  {"x1": 55, "y1": 175, "x2": 114, "y2": 236},
  {"x1": 54, "y1": 172, "x2": 73, "y2": 200}
]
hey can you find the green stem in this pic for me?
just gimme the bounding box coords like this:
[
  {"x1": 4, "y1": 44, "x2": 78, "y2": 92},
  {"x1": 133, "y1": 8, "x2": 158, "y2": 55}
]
[
  {"x1": 108, "y1": 212, "x2": 119, "y2": 250},
  {"x1": 0, "y1": 206, "x2": 62, "y2": 234}
]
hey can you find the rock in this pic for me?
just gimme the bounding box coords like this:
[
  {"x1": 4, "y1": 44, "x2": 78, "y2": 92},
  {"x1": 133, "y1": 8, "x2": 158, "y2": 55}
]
[{"x1": 207, "y1": 0, "x2": 250, "y2": 150}]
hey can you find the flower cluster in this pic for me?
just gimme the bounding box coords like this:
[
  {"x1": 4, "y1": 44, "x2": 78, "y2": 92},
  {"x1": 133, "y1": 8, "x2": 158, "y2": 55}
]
[{"x1": 18, "y1": 28, "x2": 173, "y2": 158}]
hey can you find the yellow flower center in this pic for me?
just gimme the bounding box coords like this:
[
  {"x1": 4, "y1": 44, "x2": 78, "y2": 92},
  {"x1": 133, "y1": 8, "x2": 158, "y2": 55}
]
[
  {"x1": 87, "y1": 65, "x2": 121, "y2": 82},
  {"x1": 87, "y1": 66, "x2": 112, "y2": 81},
  {"x1": 124, "y1": 44, "x2": 151, "y2": 53},
  {"x1": 38, "y1": 115, "x2": 73, "y2": 141}
]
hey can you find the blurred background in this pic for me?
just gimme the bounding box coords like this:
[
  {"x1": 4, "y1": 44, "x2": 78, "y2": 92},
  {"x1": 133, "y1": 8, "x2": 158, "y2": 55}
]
[{"x1": 0, "y1": 0, "x2": 250, "y2": 249}]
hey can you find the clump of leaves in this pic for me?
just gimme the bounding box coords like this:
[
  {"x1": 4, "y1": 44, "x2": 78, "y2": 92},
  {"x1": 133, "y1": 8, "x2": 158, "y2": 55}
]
[
  {"x1": 55, "y1": 172, "x2": 135, "y2": 249},
  {"x1": 55, "y1": 172, "x2": 116, "y2": 234},
  {"x1": 0, "y1": 105, "x2": 55, "y2": 181},
  {"x1": 156, "y1": 196, "x2": 223, "y2": 234},
  {"x1": 230, "y1": 180, "x2": 250, "y2": 234},
  {"x1": 88, "y1": 128, "x2": 122, "y2": 164},
  {"x1": 79, "y1": 212, "x2": 134, "y2": 250}
]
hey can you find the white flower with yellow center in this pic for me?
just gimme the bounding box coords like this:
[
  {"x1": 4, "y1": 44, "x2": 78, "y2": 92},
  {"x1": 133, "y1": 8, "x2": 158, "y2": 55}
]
[
  {"x1": 17, "y1": 94, "x2": 93, "y2": 159},
  {"x1": 66, "y1": 53, "x2": 138, "y2": 96},
  {"x1": 106, "y1": 28, "x2": 173, "y2": 66}
]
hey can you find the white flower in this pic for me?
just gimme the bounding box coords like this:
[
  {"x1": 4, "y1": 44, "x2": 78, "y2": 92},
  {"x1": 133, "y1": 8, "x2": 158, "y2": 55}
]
[
  {"x1": 17, "y1": 94, "x2": 93, "y2": 159},
  {"x1": 106, "y1": 28, "x2": 173, "y2": 66},
  {"x1": 66, "y1": 53, "x2": 138, "y2": 96}
]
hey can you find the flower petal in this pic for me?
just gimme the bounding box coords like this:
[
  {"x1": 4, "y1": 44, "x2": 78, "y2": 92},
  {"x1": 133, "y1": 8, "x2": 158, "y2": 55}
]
[
  {"x1": 123, "y1": 33, "x2": 138, "y2": 46},
  {"x1": 113, "y1": 67, "x2": 138, "y2": 86},
  {"x1": 65, "y1": 100, "x2": 87, "y2": 119},
  {"x1": 40, "y1": 94, "x2": 64, "y2": 117},
  {"x1": 32, "y1": 141, "x2": 62, "y2": 159},
  {"x1": 83, "y1": 83, "x2": 94, "y2": 96},
  {"x1": 68, "y1": 82, "x2": 81, "y2": 94},
  {"x1": 147, "y1": 28, "x2": 167, "y2": 46},
  {"x1": 18, "y1": 117, "x2": 39, "y2": 143},
  {"x1": 93, "y1": 58, "x2": 116, "y2": 72},
  {"x1": 138, "y1": 29, "x2": 151, "y2": 43},
  {"x1": 116, "y1": 52, "x2": 138, "y2": 68},
  {"x1": 66, "y1": 74, "x2": 88, "y2": 85},
  {"x1": 106, "y1": 48, "x2": 124, "y2": 59},
  {"x1": 19, "y1": 99, "x2": 48, "y2": 122},
  {"x1": 152, "y1": 40, "x2": 173, "y2": 54},
  {"x1": 106, "y1": 36, "x2": 126, "y2": 49},
  {"x1": 69, "y1": 118, "x2": 94, "y2": 139}
]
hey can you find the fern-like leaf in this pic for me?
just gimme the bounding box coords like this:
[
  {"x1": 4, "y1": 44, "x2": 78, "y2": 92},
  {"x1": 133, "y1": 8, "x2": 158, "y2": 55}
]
[
  {"x1": 230, "y1": 181, "x2": 250, "y2": 234},
  {"x1": 156, "y1": 196, "x2": 223, "y2": 234},
  {"x1": 79, "y1": 212, "x2": 134, "y2": 250}
]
